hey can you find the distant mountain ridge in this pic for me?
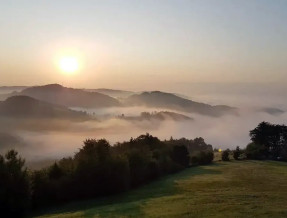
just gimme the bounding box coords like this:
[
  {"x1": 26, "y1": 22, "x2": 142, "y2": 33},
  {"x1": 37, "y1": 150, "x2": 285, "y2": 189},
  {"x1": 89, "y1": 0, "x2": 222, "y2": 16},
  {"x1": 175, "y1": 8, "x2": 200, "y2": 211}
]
[
  {"x1": 0, "y1": 132, "x2": 25, "y2": 151},
  {"x1": 125, "y1": 91, "x2": 237, "y2": 117},
  {"x1": 85, "y1": 88, "x2": 134, "y2": 98},
  {"x1": 0, "y1": 86, "x2": 27, "y2": 93},
  {"x1": 3, "y1": 84, "x2": 238, "y2": 117},
  {"x1": 21, "y1": 84, "x2": 121, "y2": 108},
  {"x1": 118, "y1": 111, "x2": 193, "y2": 122},
  {"x1": 0, "y1": 95, "x2": 89, "y2": 120},
  {"x1": 259, "y1": 107, "x2": 285, "y2": 115}
]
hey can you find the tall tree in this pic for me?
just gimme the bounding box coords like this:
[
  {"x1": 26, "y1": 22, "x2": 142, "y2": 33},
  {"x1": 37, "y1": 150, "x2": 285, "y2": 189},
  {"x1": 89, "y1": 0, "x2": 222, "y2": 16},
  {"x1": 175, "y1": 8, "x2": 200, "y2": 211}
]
[{"x1": 0, "y1": 150, "x2": 30, "y2": 217}]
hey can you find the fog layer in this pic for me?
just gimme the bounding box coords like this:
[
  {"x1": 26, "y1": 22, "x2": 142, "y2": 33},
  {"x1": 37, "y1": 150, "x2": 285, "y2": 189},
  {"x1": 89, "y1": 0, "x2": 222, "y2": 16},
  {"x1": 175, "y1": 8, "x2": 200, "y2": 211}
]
[{"x1": 0, "y1": 84, "x2": 286, "y2": 168}]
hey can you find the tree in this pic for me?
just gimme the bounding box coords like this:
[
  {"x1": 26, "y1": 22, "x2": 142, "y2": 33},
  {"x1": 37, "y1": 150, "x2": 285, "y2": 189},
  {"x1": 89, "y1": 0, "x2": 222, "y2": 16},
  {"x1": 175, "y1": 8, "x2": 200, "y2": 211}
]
[
  {"x1": 249, "y1": 122, "x2": 282, "y2": 159},
  {"x1": 191, "y1": 151, "x2": 214, "y2": 165},
  {"x1": 248, "y1": 122, "x2": 287, "y2": 160},
  {"x1": 221, "y1": 149, "x2": 230, "y2": 161},
  {"x1": 48, "y1": 163, "x2": 63, "y2": 180},
  {"x1": 170, "y1": 145, "x2": 190, "y2": 167},
  {"x1": 75, "y1": 139, "x2": 111, "y2": 162},
  {"x1": 233, "y1": 146, "x2": 241, "y2": 160},
  {"x1": 0, "y1": 150, "x2": 30, "y2": 217},
  {"x1": 250, "y1": 122, "x2": 272, "y2": 146},
  {"x1": 245, "y1": 143, "x2": 267, "y2": 160}
]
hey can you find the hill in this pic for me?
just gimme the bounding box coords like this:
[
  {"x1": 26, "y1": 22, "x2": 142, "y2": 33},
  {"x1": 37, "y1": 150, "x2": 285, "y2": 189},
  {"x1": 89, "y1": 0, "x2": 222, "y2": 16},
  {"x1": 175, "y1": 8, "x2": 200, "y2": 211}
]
[
  {"x1": 21, "y1": 84, "x2": 121, "y2": 108},
  {"x1": 259, "y1": 107, "x2": 285, "y2": 115},
  {"x1": 125, "y1": 91, "x2": 237, "y2": 117},
  {"x1": 36, "y1": 161, "x2": 287, "y2": 217},
  {"x1": 0, "y1": 86, "x2": 27, "y2": 94},
  {"x1": 0, "y1": 96, "x2": 89, "y2": 120},
  {"x1": 86, "y1": 88, "x2": 134, "y2": 98},
  {"x1": 118, "y1": 111, "x2": 193, "y2": 122},
  {"x1": 0, "y1": 132, "x2": 24, "y2": 151}
]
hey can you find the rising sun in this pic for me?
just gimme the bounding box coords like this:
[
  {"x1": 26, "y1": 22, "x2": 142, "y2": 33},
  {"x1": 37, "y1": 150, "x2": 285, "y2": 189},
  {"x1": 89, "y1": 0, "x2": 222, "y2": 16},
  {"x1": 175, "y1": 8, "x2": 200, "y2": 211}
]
[{"x1": 59, "y1": 56, "x2": 79, "y2": 73}]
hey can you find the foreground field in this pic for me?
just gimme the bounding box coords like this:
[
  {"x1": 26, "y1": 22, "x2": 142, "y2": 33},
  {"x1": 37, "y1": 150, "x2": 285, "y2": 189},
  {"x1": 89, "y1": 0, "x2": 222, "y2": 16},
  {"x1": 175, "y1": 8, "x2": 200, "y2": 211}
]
[{"x1": 37, "y1": 161, "x2": 287, "y2": 218}]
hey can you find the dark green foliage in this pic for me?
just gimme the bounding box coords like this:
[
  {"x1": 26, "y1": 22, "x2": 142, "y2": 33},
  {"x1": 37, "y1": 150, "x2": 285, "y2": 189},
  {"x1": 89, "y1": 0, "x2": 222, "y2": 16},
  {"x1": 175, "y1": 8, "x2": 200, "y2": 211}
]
[
  {"x1": 1, "y1": 133, "x2": 214, "y2": 212},
  {"x1": 191, "y1": 150, "x2": 214, "y2": 165},
  {"x1": 233, "y1": 146, "x2": 241, "y2": 160},
  {"x1": 191, "y1": 155, "x2": 199, "y2": 165},
  {"x1": 48, "y1": 163, "x2": 63, "y2": 180},
  {"x1": 167, "y1": 137, "x2": 212, "y2": 155},
  {"x1": 247, "y1": 122, "x2": 287, "y2": 160},
  {"x1": 170, "y1": 145, "x2": 190, "y2": 167},
  {"x1": 127, "y1": 150, "x2": 149, "y2": 187},
  {"x1": 221, "y1": 149, "x2": 230, "y2": 161},
  {"x1": 238, "y1": 152, "x2": 247, "y2": 160},
  {"x1": 245, "y1": 143, "x2": 268, "y2": 160},
  {"x1": 0, "y1": 150, "x2": 30, "y2": 217}
]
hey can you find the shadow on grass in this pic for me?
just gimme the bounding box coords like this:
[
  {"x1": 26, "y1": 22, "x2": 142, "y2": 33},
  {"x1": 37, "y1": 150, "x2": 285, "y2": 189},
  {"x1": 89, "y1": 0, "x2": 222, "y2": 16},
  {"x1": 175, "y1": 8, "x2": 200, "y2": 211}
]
[{"x1": 33, "y1": 164, "x2": 222, "y2": 217}]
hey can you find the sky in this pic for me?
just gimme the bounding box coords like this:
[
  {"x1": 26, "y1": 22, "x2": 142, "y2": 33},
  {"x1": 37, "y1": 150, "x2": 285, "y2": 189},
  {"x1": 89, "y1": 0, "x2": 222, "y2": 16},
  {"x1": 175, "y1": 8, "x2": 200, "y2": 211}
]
[{"x1": 0, "y1": 0, "x2": 287, "y2": 90}]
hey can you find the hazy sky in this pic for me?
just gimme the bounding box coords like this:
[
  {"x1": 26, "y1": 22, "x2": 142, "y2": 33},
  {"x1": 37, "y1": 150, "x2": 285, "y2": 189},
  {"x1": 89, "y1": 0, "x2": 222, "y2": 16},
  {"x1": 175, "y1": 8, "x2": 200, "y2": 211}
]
[{"x1": 1, "y1": 0, "x2": 287, "y2": 89}]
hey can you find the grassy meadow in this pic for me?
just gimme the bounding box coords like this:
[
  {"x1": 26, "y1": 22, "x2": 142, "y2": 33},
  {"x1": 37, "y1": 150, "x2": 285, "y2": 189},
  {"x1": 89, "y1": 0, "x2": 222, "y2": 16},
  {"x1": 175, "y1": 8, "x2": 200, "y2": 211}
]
[{"x1": 36, "y1": 160, "x2": 287, "y2": 218}]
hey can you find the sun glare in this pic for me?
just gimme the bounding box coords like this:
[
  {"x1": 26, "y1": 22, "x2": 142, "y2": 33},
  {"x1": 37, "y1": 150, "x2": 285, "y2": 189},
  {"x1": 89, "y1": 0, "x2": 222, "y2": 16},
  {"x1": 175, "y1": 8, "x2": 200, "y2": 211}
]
[{"x1": 59, "y1": 57, "x2": 79, "y2": 74}]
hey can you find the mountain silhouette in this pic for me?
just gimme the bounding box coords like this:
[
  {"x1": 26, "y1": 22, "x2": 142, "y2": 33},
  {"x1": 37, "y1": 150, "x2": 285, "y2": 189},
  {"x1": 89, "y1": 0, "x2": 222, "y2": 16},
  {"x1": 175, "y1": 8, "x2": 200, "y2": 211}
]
[
  {"x1": 21, "y1": 84, "x2": 120, "y2": 108},
  {"x1": 119, "y1": 111, "x2": 193, "y2": 122},
  {"x1": 125, "y1": 91, "x2": 237, "y2": 117},
  {"x1": 86, "y1": 88, "x2": 134, "y2": 99},
  {"x1": 0, "y1": 95, "x2": 89, "y2": 120}
]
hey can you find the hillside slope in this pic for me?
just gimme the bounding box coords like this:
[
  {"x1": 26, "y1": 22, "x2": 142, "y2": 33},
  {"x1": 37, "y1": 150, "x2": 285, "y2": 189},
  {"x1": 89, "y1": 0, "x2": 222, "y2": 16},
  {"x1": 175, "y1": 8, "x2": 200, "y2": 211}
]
[
  {"x1": 118, "y1": 111, "x2": 193, "y2": 122},
  {"x1": 21, "y1": 84, "x2": 120, "y2": 108},
  {"x1": 86, "y1": 88, "x2": 134, "y2": 98},
  {"x1": 0, "y1": 96, "x2": 89, "y2": 120},
  {"x1": 37, "y1": 161, "x2": 287, "y2": 218},
  {"x1": 125, "y1": 91, "x2": 237, "y2": 117}
]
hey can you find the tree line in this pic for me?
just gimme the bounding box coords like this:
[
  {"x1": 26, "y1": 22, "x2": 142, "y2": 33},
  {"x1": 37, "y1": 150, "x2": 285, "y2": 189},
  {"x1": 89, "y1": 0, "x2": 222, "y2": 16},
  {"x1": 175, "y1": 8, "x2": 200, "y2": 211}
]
[
  {"x1": 0, "y1": 133, "x2": 214, "y2": 217},
  {"x1": 221, "y1": 122, "x2": 287, "y2": 161}
]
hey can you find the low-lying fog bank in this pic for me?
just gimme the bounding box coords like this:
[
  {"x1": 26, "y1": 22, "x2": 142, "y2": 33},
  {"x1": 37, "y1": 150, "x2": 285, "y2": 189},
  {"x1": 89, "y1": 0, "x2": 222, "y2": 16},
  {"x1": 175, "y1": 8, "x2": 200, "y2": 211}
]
[
  {"x1": 1, "y1": 85, "x2": 287, "y2": 168},
  {"x1": 1, "y1": 106, "x2": 286, "y2": 169}
]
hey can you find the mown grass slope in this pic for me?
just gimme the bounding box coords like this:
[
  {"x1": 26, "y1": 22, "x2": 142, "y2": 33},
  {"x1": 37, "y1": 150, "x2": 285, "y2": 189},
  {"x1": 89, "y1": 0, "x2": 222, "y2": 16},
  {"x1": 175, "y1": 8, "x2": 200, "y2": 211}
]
[{"x1": 36, "y1": 161, "x2": 287, "y2": 218}]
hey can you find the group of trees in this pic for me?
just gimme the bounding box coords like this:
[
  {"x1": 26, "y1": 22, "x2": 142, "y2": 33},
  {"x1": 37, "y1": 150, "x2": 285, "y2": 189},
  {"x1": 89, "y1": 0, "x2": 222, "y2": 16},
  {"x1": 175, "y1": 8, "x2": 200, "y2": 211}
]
[
  {"x1": 221, "y1": 122, "x2": 287, "y2": 162},
  {"x1": 220, "y1": 147, "x2": 241, "y2": 161},
  {"x1": 247, "y1": 122, "x2": 287, "y2": 160},
  {"x1": 0, "y1": 133, "x2": 214, "y2": 216},
  {"x1": 167, "y1": 137, "x2": 214, "y2": 165}
]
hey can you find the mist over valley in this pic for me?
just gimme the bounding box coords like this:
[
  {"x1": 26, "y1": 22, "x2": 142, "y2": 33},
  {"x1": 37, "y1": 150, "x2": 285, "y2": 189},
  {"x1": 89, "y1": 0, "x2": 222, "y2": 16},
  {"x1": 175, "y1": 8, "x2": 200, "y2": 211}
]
[{"x1": 0, "y1": 83, "x2": 286, "y2": 168}]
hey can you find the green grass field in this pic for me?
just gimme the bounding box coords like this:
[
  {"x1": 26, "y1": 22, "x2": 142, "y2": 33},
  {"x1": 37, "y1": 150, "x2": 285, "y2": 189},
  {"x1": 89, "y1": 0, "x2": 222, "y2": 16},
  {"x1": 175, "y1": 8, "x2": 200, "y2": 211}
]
[{"x1": 36, "y1": 160, "x2": 287, "y2": 218}]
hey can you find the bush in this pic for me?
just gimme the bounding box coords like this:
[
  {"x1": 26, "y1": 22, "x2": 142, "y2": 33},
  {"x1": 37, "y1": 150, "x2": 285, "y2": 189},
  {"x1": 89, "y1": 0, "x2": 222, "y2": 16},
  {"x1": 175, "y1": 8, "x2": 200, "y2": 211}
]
[
  {"x1": 238, "y1": 152, "x2": 247, "y2": 160},
  {"x1": 245, "y1": 143, "x2": 267, "y2": 160},
  {"x1": 191, "y1": 155, "x2": 199, "y2": 165},
  {"x1": 221, "y1": 149, "x2": 230, "y2": 161},
  {"x1": 127, "y1": 150, "x2": 150, "y2": 187},
  {"x1": 233, "y1": 146, "x2": 241, "y2": 160},
  {"x1": 191, "y1": 150, "x2": 214, "y2": 165},
  {"x1": 170, "y1": 145, "x2": 190, "y2": 167}
]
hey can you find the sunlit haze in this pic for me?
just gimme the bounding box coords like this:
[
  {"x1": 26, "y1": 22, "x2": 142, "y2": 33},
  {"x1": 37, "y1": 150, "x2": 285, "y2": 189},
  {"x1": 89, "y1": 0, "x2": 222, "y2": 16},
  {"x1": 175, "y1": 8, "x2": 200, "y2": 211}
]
[
  {"x1": 1, "y1": 2, "x2": 287, "y2": 216},
  {"x1": 1, "y1": 0, "x2": 287, "y2": 90},
  {"x1": 59, "y1": 57, "x2": 79, "y2": 74}
]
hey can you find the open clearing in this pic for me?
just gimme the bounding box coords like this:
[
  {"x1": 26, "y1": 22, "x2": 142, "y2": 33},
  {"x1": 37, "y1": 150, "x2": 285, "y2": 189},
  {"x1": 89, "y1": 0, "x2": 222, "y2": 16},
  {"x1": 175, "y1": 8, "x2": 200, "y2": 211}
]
[{"x1": 36, "y1": 161, "x2": 287, "y2": 218}]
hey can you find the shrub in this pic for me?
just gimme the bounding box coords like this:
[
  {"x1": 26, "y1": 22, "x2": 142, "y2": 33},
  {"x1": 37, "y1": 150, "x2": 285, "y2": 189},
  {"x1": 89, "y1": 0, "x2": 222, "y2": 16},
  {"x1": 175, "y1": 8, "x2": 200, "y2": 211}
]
[
  {"x1": 170, "y1": 145, "x2": 190, "y2": 167},
  {"x1": 191, "y1": 155, "x2": 199, "y2": 165},
  {"x1": 233, "y1": 146, "x2": 241, "y2": 160},
  {"x1": 221, "y1": 149, "x2": 230, "y2": 161},
  {"x1": 191, "y1": 150, "x2": 214, "y2": 165},
  {"x1": 245, "y1": 143, "x2": 267, "y2": 160}
]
